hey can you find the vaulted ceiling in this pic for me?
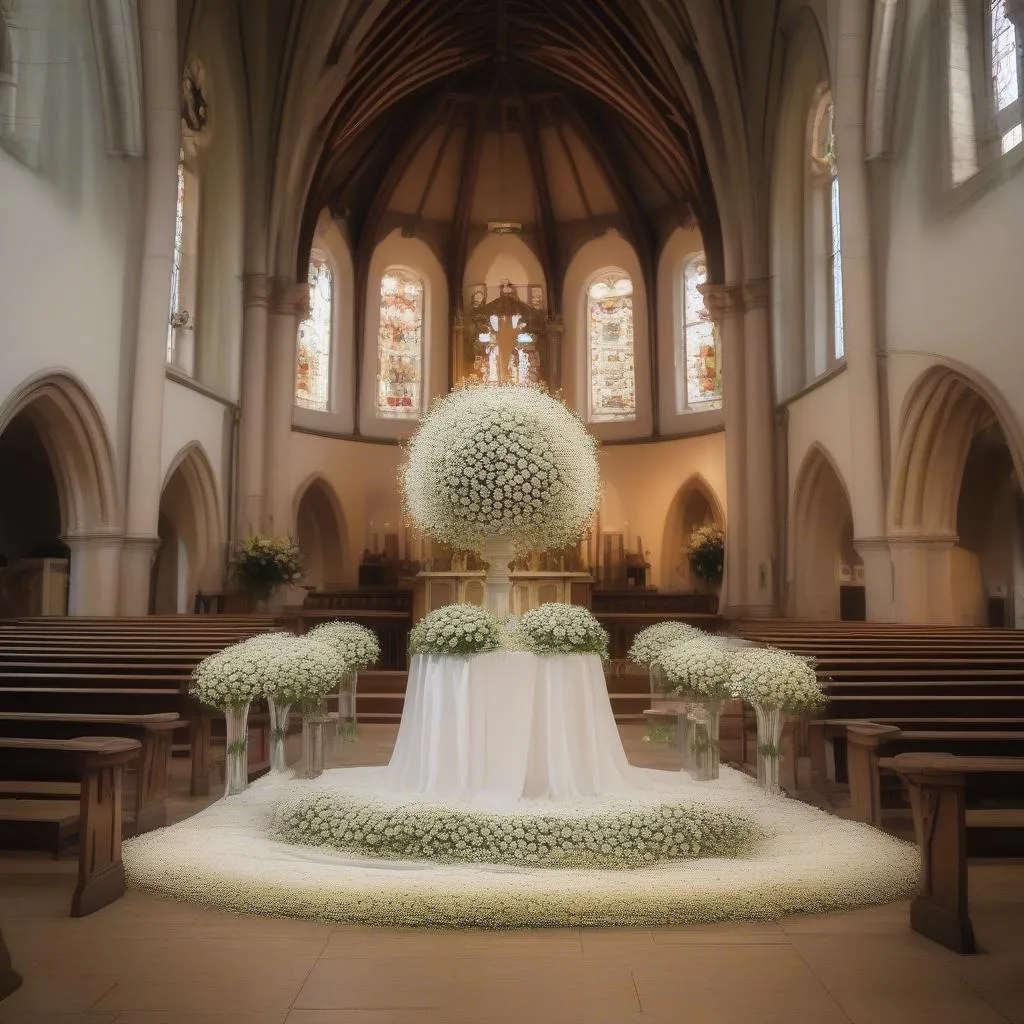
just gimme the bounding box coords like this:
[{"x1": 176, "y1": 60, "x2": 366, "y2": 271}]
[{"x1": 293, "y1": 0, "x2": 722, "y2": 305}]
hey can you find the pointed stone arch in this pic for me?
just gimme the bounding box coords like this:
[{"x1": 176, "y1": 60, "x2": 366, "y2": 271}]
[
  {"x1": 660, "y1": 473, "x2": 725, "y2": 592},
  {"x1": 889, "y1": 365, "x2": 1024, "y2": 622},
  {"x1": 789, "y1": 444, "x2": 860, "y2": 619},
  {"x1": 152, "y1": 443, "x2": 224, "y2": 612},
  {"x1": 293, "y1": 474, "x2": 349, "y2": 590}
]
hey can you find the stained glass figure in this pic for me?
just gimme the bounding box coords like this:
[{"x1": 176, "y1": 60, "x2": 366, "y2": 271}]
[
  {"x1": 295, "y1": 256, "x2": 333, "y2": 411},
  {"x1": 377, "y1": 269, "x2": 423, "y2": 418},
  {"x1": 991, "y1": 1, "x2": 1020, "y2": 112},
  {"x1": 588, "y1": 272, "x2": 636, "y2": 422},
  {"x1": 682, "y1": 254, "x2": 722, "y2": 410}
]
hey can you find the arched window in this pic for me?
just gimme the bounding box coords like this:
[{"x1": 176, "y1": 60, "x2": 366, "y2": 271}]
[
  {"x1": 166, "y1": 151, "x2": 187, "y2": 364},
  {"x1": 377, "y1": 268, "x2": 423, "y2": 419},
  {"x1": 679, "y1": 253, "x2": 722, "y2": 411},
  {"x1": 295, "y1": 255, "x2": 333, "y2": 411},
  {"x1": 587, "y1": 271, "x2": 636, "y2": 422},
  {"x1": 989, "y1": 0, "x2": 1022, "y2": 153},
  {"x1": 166, "y1": 146, "x2": 200, "y2": 374},
  {"x1": 810, "y1": 94, "x2": 845, "y2": 364}
]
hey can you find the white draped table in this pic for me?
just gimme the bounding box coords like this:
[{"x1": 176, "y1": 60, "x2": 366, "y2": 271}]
[{"x1": 384, "y1": 651, "x2": 642, "y2": 806}]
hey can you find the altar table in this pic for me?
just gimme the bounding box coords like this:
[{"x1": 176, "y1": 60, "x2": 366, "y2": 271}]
[{"x1": 385, "y1": 651, "x2": 637, "y2": 805}]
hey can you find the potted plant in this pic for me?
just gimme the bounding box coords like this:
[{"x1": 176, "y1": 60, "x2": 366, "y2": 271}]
[
  {"x1": 230, "y1": 535, "x2": 303, "y2": 611},
  {"x1": 687, "y1": 524, "x2": 724, "y2": 591}
]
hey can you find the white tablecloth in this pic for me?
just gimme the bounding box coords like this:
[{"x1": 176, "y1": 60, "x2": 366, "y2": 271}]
[{"x1": 384, "y1": 652, "x2": 639, "y2": 806}]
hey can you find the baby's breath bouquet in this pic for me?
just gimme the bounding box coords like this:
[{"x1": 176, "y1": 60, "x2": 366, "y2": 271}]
[
  {"x1": 409, "y1": 604, "x2": 502, "y2": 657},
  {"x1": 687, "y1": 524, "x2": 724, "y2": 584},
  {"x1": 628, "y1": 621, "x2": 706, "y2": 666},
  {"x1": 657, "y1": 637, "x2": 735, "y2": 701},
  {"x1": 231, "y1": 534, "x2": 303, "y2": 599},
  {"x1": 401, "y1": 384, "x2": 599, "y2": 555},
  {"x1": 730, "y1": 647, "x2": 826, "y2": 713},
  {"x1": 307, "y1": 620, "x2": 381, "y2": 673},
  {"x1": 518, "y1": 603, "x2": 609, "y2": 659}
]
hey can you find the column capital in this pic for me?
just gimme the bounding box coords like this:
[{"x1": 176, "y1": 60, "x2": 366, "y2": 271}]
[
  {"x1": 269, "y1": 277, "x2": 309, "y2": 318},
  {"x1": 698, "y1": 282, "x2": 744, "y2": 321},
  {"x1": 243, "y1": 273, "x2": 269, "y2": 308}
]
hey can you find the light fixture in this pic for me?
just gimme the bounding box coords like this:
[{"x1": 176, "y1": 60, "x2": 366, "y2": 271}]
[{"x1": 487, "y1": 221, "x2": 522, "y2": 235}]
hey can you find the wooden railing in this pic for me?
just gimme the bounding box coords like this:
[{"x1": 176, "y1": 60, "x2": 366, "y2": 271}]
[{"x1": 591, "y1": 590, "x2": 720, "y2": 615}]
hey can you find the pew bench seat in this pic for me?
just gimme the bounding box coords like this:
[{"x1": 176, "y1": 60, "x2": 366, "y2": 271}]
[{"x1": 0, "y1": 798, "x2": 80, "y2": 857}]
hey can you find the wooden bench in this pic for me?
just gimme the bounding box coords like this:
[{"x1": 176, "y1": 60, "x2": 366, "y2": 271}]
[
  {"x1": 0, "y1": 736, "x2": 140, "y2": 916},
  {"x1": 881, "y1": 752, "x2": 1024, "y2": 953}
]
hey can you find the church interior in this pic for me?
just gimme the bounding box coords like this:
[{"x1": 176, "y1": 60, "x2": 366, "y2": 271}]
[{"x1": 0, "y1": 0, "x2": 1023, "y2": 1020}]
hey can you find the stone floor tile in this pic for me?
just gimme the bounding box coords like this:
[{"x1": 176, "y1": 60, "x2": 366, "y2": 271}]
[
  {"x1": 112, "y1": 1014, "x2": 288, "y2": 1024},
  {"x1": 0, "y1": 973, "x2": 117, "y2": 1014},
  {"x1": 293, "y1": 957, "x2": 454, "y2": 1010}
]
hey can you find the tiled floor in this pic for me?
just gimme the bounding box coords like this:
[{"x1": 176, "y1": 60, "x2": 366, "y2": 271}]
[{"x1": 1, "y1": 725, "x2": 1021, "y2": 1024}]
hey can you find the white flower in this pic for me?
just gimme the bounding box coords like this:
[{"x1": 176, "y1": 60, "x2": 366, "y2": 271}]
[
  {"x1": 657, "y1": 638, "x2": 734, "y2": 700},
  {"x1": 730, "y1": 647, "x2": 826, "y2": 713},
  {"x1": 518, "y1": 604, "x2": 608, "y2": 658},
  {"x1": 628, "y1": 622, "x2": 707, "y2": 667},
  {"x1": 408, "y1": 604, "x2": 502, "y2": 657}
]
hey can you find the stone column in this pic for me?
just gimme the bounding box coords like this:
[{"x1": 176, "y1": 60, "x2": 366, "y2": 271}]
[
  {"x1": 834, "y1": 0, "x2": 891, "y2": 620},
  {"x1": 890, "y1": 534, "x2": 957, "y2": 623},
  {"x1": 264, "y1": 278, "x2": 307, "y2": 536},
  {"x1": 700, "y1": 282, "x2": 747, "y2": 614},
  {"x1": 66, "y1": 533, "x2": 125, "y2": 615},
  {"x1": 742, "y1": 278, "x2": 776, "y2": 616},
  {"x1": 237, "y1": 273, "x2": 269, "y2": 537},
  {"x1": 119, "y1": 0, "x2": 180, "y2": 615}
]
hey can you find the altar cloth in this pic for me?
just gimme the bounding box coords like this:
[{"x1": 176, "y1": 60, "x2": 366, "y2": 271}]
[{"x1": 383, "y1": 651, "x2": 641, "y2": 805}]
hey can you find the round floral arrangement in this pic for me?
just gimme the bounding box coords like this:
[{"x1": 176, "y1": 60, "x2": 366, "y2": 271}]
[
  {"x1": 230, "y1": 535, "x2": 303, "y2": 598},
  {"x1": 657, "y1": 637, "x2": 735, "y2": 700},
  {"x1": 687, "y1": 524, "x2": 725, "y2": 584},
  {"x1": 307, "y1": 620, "x2": 381, "y2": 673},
  {"x1": 518, "y1": 603, "x2": 609, "y2": 658},
  {"x1": 189, "y1": 633, "x2": 294, "y2": 709},
  {"x1": 628, "y1": 621, "x2": 707, "y2": 666},
  {"x1": 273, "y1": 791, "x2": 756, "y2": 869},
  {"x1": 408, "y1": 603, "x2": 502, "y2": 657},
  {"x1": 401, "y1": 384, "x2": 599, "y2": 554},
  {"x1": 730, "y1": 647, "x2": 827, "y2": 713},
  {"x1": 261, "y1": 636, "x2": 347, "y2": 712}
]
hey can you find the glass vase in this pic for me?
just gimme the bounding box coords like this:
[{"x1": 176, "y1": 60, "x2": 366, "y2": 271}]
[
  {"x1": 754, "y1": 705, "x2": 787, "y2": 795},
  {"x1": 336, "y1": 670, "x2": 358, "y2": 744},
  {"x1": 300, "y1": 700, "x2": 329, "y2": 780},
  {"x1": 691, "y1": 698, "x2": 723, "y2": 781},
  {"x1": 268, "y1": 697, "x2": 291, "y2": 774},
  {"x1": 676, "y1": 706, "x2": 696, "y2": 772},
  {"x1": 223, "y1": 702, "x2": 251, "y2": 797}
]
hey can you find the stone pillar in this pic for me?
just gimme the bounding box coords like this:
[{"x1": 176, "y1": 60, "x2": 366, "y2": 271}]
[
  {"x1": 119, "y1": 0, "x2": 179, "y2": 614},
  {"x1": 66, "y1": 533, "x2": 125, "y2": 616},
  {"x1": 742, "y1": 278, "x2": 776, "y2": 616},
  {"x1": 237, "y1": 273, "x2": 269, "y2": 537},
  {"x1": 834, "y1": 0, "x2": 890, "y2": 620},
  {"x1": 264, "y1": 278, "x2": 306, "y2": 536},
  {"x1": 890, "y1": 534, "x2": 957, "y2": 623},
  {"x1": 701, "y1": 283, "x2": 748, "y2": 615}
]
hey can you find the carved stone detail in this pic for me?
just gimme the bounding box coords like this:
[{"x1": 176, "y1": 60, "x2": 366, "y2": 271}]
[
  {"x1": 698, "y1": 282, "x2": 744, "y2": 321},
  {"x1": 243, "y1": 273, "x2": 269, "y2": 308},
  {"x1": 743, "y1": 278, "x2": 770, "y2": 311},
  {"x1": 269, "y1": 277, "x2": 309, "y2": 318}
]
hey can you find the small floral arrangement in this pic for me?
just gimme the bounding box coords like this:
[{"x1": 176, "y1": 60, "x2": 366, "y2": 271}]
[
  {"x1": 657, "y1": 637, "x2": 734, "y2": 700},
  {"x1": 518, "y1": 603, "x2": 609, "y2": 658},
  {"x1": 266, "y1": 637, "x2": 347, "y2": 712},
  {"x1": 730, "y1": 647, "x2": 827, "y2": 713},
  {"x1": 189, "y1": 633, "x2": 292, "y2": 709},
  {"x1": 408, "y1": 603, "x2": 502, "y2": 657},
  {"x1": 307, "y1": 620, "x2": 381, "y2": 673},
  {"x1": 230, "y1": 535, "x2": 303, "y2": 597},
  {"x1": 687, "y1": 524, "x2": 725, "y2": 584},
  {"x1": 628, "y1": 621, "x2": 707, "y2": 666},
  {"x1": 401, "y1": 384, "x2": 600, "y2": 554},
  {"x1": 274, "y1": 792, "x2": 756, "y2": 869}
]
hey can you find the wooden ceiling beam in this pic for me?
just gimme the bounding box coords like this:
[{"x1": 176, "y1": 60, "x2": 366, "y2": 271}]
[
  {"x1": 516, "y1": 95, "x2": 560, "y2": 311},
  {"x1": 447, "y1": 101, "x2": 487, "y2": 318}
]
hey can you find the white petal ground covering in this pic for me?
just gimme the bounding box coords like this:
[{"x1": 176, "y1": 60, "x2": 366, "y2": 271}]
[{"x1": 123, "y1": 767, "x2": 919, "y2": 929}]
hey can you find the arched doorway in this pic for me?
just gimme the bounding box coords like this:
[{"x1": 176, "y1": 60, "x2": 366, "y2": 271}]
[
  {"x1": 0, "y1": 374, "x2": 119, "y2": 615},
  {"x1": 151, "y1": 445, "x2": 223, "y2": 614},
  {"x1": 294, "y1": 477, "x2": 347, "y2": 591},
  {"x1": 661, "y1": 475, "x2": 724, "y2": 592},
  {"x1": 890, "y1": 367, "x2": 1024, "y2": 623},
  {"x1": 790, "y1": 446, "x2": 861, "y2": 619}
]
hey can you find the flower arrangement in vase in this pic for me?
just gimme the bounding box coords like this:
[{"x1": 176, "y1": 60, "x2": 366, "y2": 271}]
[
  {"x1": 230, "y1": 535, "x2": 303, "y2": 609},
  {"x1": 400, "y1": 384, "x2": 599, "y2": 616},
  {"x1": 518, "y1": 603, "x2": 609, "y2": 659},
  {"x1": 306, "y1": 620, "x2": 382, "y2": 742},
  {"x1": 687, "y1": 524, "x2": 724, "y2": 589}
]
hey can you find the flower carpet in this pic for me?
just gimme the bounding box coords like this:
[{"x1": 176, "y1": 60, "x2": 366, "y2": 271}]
[{"x1": 124, "y1": 766, "x2": 918, "y2": 929}]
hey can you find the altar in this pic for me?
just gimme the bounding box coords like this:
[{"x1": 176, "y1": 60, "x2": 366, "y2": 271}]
[{"x1": 412, "y1": 570, "x2": 594, "y2": 623}]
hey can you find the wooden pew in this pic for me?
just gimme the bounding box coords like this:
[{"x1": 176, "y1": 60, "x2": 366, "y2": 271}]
[
  {"x1": 0, "y1": 924, "x2": 19, "y2": 1000},
  {"x1": 0, "y1": 736, "x2": 140, "y2": 916},
  {"x1": 0, "y1": 712, "x2": 177, "y2": 832},
  {"x1": 882, "y1": 752, "x2": 1024, "y2": 953}
]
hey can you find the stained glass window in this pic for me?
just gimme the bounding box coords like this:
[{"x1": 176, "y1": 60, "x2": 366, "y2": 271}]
[
  {"x1": 588, "y1": 272, "x2": 636, "y2": 422},
  {"x1": 813, "y1": 95, "x2": 845, "y2": 361},
  {"x1": 377, "y1": 269, "x2": 423, "y2": 419},
  {"x1": 166, "y1": 152, "x2": 185, "y2": 362},
  {"x1": 990, "y1": 1, "x2": 1021, "y2": 153},
  {"x1": 681, "y1": 253, "x2": 721, "y2": 410},
  {"x1": 294, "y1": 256, "x2": 333, "y2": 411}
]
